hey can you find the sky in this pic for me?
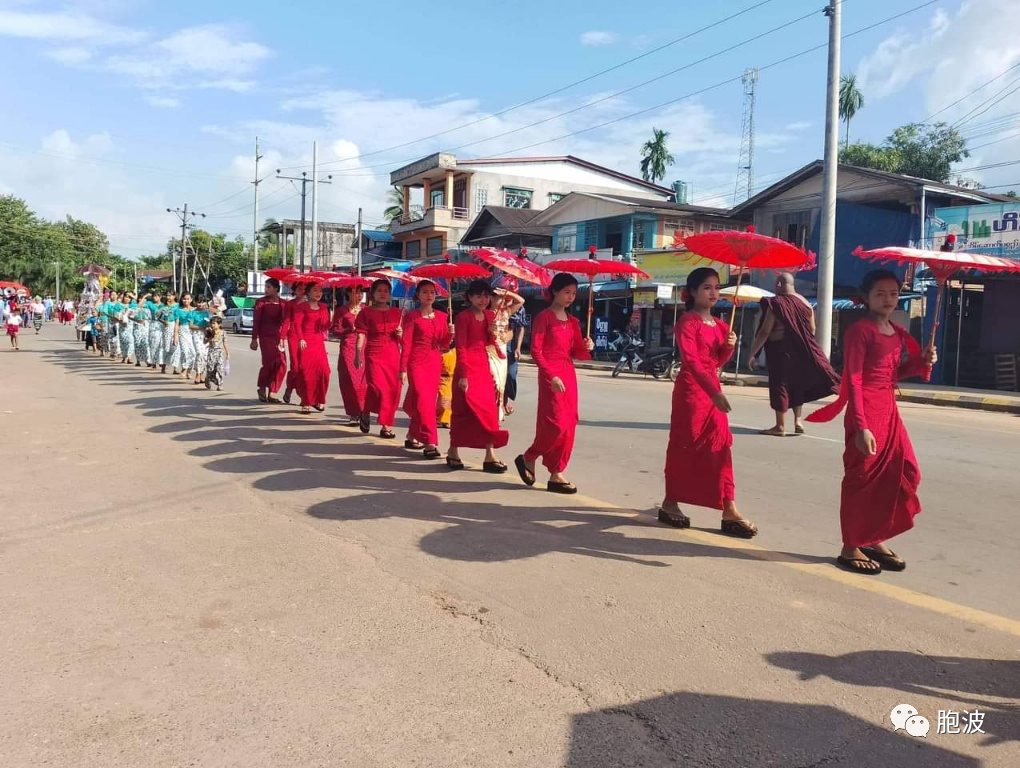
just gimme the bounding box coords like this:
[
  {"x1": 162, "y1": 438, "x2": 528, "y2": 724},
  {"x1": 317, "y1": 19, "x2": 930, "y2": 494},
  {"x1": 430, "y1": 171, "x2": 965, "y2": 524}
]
[{"x1": 1, "y1": 0, "x2": 1018, "y2": 258}]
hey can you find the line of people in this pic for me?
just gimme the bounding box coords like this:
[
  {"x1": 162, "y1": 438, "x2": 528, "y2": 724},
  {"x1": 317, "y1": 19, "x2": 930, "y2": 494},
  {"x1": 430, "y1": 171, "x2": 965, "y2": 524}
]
[
  {"x1": 79, "y1": 289, "x2": 230, "y2": 390},
  {"x1": 249, "y1": 266, "x2": 934, "y2": 576}
]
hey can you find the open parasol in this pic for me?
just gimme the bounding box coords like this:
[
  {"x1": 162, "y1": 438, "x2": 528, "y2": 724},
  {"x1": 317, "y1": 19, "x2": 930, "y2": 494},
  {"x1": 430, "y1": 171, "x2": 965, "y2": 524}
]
[
  {"x1": 683, "y1": 225, "x2": 814, "y2": 322},
  {"x1": 263, "y1": 267, "x2": 300, "y2": 281},
  {"x1": 410, "y1": 256, "x2": 490, "y2": 322},
  {"x1": 853, "y1": 240, "x2": 1020, "y2": 349},
  {"x1": 76, "y1": 264, "x2": 110, "y2": 276},
  {"x1": 545, "y1": 245, "x2": 650, "y2": 337},
  {"x1": 470, "y1": 248, "x2": 551, "y2": 288},
  {"x1": 0, "y1": 280, "x2": 29, "y2": 293}
]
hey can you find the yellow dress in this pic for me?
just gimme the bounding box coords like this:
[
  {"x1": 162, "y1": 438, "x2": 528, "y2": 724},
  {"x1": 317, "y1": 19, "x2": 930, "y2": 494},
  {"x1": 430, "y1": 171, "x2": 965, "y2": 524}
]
[{"x1": 437, "y1": 347, "x2": 456, "y2": 427}]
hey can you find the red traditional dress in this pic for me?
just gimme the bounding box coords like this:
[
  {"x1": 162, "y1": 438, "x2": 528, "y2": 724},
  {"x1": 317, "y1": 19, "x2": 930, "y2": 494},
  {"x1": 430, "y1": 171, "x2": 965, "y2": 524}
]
[
  {"x1": 252, "y1": 297, "x2": 286, "y2": 393},
  {"x1": 451, "y1": 309, "x2": 509, "y2": 450},
  {"x1": 401, "y1": 309, "x2": 452, "y2": 446},
  {"x1": 807, "y1": 319, "x2": 929, "y2": 548},
  {"x1": 524, "y1": 309, "x2": 591, "y2": 473},
  {"x1": 664, "y1": 313, "x2": 735, "y2": 510},
  {"x1": 332, "y1": 304, "x2": 367, "y2": 419},
  {"x1": 291, "y1": 301, "x2": 331, "y2": 407},
  {"x1": 355, "y1": 307, "x2": 403, "y2": 425},
  {"x1": 283, "y1": 297, "x2": 305, "y2": 395}
]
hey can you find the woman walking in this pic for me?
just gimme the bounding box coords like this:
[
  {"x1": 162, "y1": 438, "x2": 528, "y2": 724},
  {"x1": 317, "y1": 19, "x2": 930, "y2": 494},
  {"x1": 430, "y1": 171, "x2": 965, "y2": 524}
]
[
  {"x1": 660, "y1": 267, "x2": 758, "y2": 538},
  {"x1": 400, "y1": 280, "x2": 451, "y2": 459},
  {"x1": 354, "y1": 279, "x2": 402, "y2": 438},
  {"x1": 514, "y1": 273, "x2": 593, "y2": 494},
  {"x1": 172, "y1": 293, "x2": 196, "y2": 378},
  {"x1": 252, "y1": 278, "x2": 286, "y2": 403},
  {"x1": 282, "y1": 282, "x2": 308, "y2": 404},
  {"x1": 133, "y1": 294, "x2": 151, "y2": 367},
  {"x1": 807, "y1": 270, "x2": 936, "y2": 575},
  {"x1": 189, "y1": 297, "x2": 212, "y2": 386},
  {"x1": 289, "y1": 282, "x2": 331, "y2": 414},
  {"x1": 118, "y1": 294, "x2": 136, "y2": 365},
  {"x1": 331, "y1": 284, "x2": 367, "y2": 425},
  {"x1": 447, "y1": 280, "x2": 509, "y2": 472},
  {"x1": 158, "y1": 293, "x2": 177, "y2": 373},
  {"x1": 147, "y1": 294, "x2": 164, "y2": 369}
]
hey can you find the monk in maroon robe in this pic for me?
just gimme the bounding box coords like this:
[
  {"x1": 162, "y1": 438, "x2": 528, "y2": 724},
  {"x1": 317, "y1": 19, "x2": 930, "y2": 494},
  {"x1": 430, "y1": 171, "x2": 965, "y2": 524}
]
[{"x1": 748, "y1": 272, "x2": 838, "y2": 436}]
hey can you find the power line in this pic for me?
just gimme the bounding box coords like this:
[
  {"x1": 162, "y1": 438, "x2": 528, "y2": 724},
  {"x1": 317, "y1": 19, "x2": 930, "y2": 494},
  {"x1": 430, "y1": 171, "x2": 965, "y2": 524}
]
[{"x1": 920, "y1": 61, "x2": 1020, "y2": 124}]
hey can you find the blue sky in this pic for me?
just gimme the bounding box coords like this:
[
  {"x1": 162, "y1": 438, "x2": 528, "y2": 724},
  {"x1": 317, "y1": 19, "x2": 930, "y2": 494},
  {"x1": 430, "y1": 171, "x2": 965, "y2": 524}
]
[{"x1": 1, "y1": 0, "x2": 1016, "y2": 256}]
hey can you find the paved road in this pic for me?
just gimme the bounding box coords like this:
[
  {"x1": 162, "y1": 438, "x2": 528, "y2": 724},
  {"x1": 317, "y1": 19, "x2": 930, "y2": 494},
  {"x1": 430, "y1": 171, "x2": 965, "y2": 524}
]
[{"x1": 2, "y1": 327, "x2": 1017, "y2": 767}]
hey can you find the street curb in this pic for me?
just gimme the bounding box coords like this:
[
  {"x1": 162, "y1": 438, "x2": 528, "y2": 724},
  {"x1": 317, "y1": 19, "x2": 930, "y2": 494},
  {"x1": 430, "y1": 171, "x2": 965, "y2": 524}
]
[{"x1": 523, "y1": 359, "x2": 1020, "y2": 415}]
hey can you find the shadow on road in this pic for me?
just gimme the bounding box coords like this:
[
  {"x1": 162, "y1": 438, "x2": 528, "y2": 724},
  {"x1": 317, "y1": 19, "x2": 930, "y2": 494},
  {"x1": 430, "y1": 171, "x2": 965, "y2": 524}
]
[{"x1": 566, "y1": 691, "x2": 981, "y2": 767}]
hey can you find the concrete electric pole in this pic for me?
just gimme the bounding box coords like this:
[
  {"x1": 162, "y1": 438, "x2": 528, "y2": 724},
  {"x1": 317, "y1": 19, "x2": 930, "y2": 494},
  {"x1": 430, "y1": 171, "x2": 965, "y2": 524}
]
[
  {"x1": 253, "y1": 137, "x2": 265, "y2": 280},
  {"x1": 166, "y1": 204, "x2": 206, "y2": 296},
  {"x1": 816, "y1": 0, "x2": 842, "y2": 358},
  {"x1": 276, "y1": 167, "x2": 332, "y2": 273}
]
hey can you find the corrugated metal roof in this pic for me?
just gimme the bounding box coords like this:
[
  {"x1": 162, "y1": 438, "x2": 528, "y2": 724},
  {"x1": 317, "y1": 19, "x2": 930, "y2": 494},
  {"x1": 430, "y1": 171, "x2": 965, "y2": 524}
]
[{"x1": 362, "y1": 229, "x2": 394, "y2": 242}]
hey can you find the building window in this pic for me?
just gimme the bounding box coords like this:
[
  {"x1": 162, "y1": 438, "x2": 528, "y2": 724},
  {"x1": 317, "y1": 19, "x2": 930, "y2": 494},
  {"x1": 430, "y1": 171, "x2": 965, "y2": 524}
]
[
  {"x1": 405, "y1": 240, "x2": 421, "y2": 259},
  {"x1": 771, "y1": 211, "x2": 812, "y2": 248},
  {"x1": 503, "y1": 187, "x2": 533, "y2": 209},
  {"x1": 556, "y1": 224, "x2": 577, "y2": 253},
  {"x1": 430, "y1": 188, "x2": 445, "y2": 209},
  {"x1": 548, "y1": 192, "x2": 566, "y2": 204},
  {"x1": 710, "y1": 223, "x2": 741, "y2": 232},
  {"x1": 426, "y1": 236, "x2": 444, "y2": 258},
  {"x1": 475, "y1": 186, "x2": 488, "y2": 213},
  {"x1": 584, "y1": 222, "x2": 598, "y2": 249},
  {"x1": 663, "y1": 217, "x2": 683, "y2": 231},
  {"x1": 634, "y1": 220, "x2": 650, "y2": 249}
]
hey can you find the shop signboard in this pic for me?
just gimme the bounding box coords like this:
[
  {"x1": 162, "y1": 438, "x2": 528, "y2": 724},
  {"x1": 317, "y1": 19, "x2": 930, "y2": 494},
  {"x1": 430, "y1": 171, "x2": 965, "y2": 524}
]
[
  {"x1": 593, "y1": 316, "x2": 609, "y2": 352},
  {"x1": 635, "y1": 249, "x2": 730, "y2": 287},
  {"x1": 930, "y1": 202, "x2": 1020, "y2": 259}
]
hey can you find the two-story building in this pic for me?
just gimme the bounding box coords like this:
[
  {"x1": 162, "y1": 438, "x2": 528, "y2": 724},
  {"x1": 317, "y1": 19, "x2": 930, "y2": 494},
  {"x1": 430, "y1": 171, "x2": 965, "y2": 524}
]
[{"x1": 387, "y1": 153, "x2": 672, "y2": 260}]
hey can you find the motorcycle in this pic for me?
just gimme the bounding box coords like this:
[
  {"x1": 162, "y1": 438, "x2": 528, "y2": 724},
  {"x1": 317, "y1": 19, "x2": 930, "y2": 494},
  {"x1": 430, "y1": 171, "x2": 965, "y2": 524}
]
[{"x1": 612, "y1": 338, "x2": 681, "y2": 381}]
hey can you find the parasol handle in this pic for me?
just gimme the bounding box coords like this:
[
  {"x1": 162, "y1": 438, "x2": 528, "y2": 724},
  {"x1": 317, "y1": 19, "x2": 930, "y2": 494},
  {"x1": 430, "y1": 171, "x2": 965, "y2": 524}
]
[
  {"x1": 729, "y1": 267, "x2": 746, "y2": 325},
  {"x1": 586, "y1": 276, "x2": 594, "y2": 338},
  {"x1": 927, "y1": 278, "x2": 946, "y2": 352}
]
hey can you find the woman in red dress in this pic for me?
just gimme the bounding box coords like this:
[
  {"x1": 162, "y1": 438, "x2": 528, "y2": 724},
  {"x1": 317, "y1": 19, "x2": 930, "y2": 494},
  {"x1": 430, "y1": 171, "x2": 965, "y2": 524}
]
[
  {"x1": 251, "y1": 277, "x2": 286, "y2": 403},
  {"x1": 660, "y1": 267, "x2": 758, "y2": 538},
  {"x1": 282, "y1": 281, "x2": 308, "y2": 404},
  {"x1": 807, "y1": 269, "x2": 936, "y2": 574},
  {"x1": 448, "y1": 280, "x2": 509, "y2": 472},
  {"x1": 290, "y1": 283, "x2": 331, "y2": 414},
  {"x1": 514, "y1": 273, "x2": 593, "y2": 493},
  {"x1": 331, "y1": 284, "x2": 367, "y2": 426},
  {"x1": 354, "y1": 279, "x2": 403, "y2": 439},
  {"x1": 400, "y1": 280, "x2": 452, "y2": 459}
]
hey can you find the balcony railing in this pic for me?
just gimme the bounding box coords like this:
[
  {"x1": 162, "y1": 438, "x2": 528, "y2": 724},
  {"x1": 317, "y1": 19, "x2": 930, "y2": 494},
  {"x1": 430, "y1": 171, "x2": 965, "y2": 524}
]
[{"x1": 392, "y1": 206, "x2": 471, "y2": 232}]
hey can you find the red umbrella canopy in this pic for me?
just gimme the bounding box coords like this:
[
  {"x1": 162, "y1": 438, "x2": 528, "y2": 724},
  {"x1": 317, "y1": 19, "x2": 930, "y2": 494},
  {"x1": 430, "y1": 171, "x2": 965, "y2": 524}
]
[
  {"x1": 683, "y1": 226, "x2": 813, "y2": 270},
  {"x1": 320, "y1": 275, "x2": 374, "y2": 289},
  {"x1": 410, "y1": 261, "x2": 491, "y2": 280},
  {"x1": 470, "y1": 248, "x2": 551, "y2": 287},
  {"x1": 263, "y1": 267, "x2": 300, "y2": 280},
  {"x1": 852, "y1": 245, "x2": 1020, "y2": 282},
  {"x1": 366, "y1": 269, "x2": 448, "y2": 296},
  {"x1": 545, "y1": 246, "x2": 651, "y2": 280}
]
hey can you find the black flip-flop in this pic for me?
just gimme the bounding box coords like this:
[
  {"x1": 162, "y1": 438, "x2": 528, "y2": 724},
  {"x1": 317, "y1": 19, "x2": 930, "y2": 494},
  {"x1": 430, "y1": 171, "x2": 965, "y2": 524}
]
[
  {"x1": 359, "y1": 413, "x2": 371, "y2": 434},
  {"x1": 446, "y1": 456, "x2": 465, "y2": 470},
  {"x1": 861, "y1": 547, "x2": 906, "y2": 571},
  {"x1": 482, "y1": 461, "x2": 508, "y2": 474},
  {"x1": 514, "y1": 455, "x2": 535, "y2": 486},
  {"x1": 380, "y1": 429, "x2": 396, "y2": 440},
  {"x1": 405, "y1": 439, "x2": 425, "y2": 450},
  {"x1": 720, "y1": 519, "x2": 759, "y2": 539},
  {"x1": 423, "y1": 447, "x2": 441, "y2": 460},
  {"x1": 547, "y1": 480, "x2": 577, "y2": 495},
  {"x1": 837, "y1": 555, "x2": 882, "y2": 575},
  {"x1": 658, "y1": 509, "x2": 691, "y2": 529}
]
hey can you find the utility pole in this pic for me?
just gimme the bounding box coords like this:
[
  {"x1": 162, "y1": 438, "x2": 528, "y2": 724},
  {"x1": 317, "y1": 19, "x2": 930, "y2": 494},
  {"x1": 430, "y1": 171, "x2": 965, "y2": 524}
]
[
  {"x1": 276, "y1": 167, "x2": 332, "y2": 272},
  {"x1": 356, "y1": 207, "x2": 363, "y2": 275},
  {"x1": 54, "y1": 259, "x2": 60, "y2": 301},
  {"x1": 166, "y1": 204, "x2": 206, "y2": 295},
  {"x1": 253, "y1": 136, "x2": 265, "y2": 279},
  {"x1": 816, "y1": 0, "x2": 842, "y2": 358},
  {"x1": 311, "y1": 141, "x2": 319, "y2": 270}
]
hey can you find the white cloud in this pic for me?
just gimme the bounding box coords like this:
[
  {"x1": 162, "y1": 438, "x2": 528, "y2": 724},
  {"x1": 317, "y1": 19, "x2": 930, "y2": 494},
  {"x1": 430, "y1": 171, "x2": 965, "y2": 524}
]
[
  {"x1": 856, "y1": 0, "x2": 1020, "y2": 189},
  {"x1": 784, "y1": 120, "x2": 813, "y2": 132},
  {"x1": 0, "y1": 9, "x2": 144, "y2": 44},
  {"x1": 45, "y1": 46, "x2": 93, "y2": 65},
  {"x1": 145, "y1": 95, "x2": 180, "y2": 109},
  {"x1": 580, "y1": 31, "x2": 617, "y2": 47}
]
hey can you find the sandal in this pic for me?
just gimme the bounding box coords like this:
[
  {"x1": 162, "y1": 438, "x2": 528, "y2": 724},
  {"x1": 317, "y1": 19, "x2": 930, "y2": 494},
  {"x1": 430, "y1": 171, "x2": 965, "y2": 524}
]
[
  {"x1": 314, "y1": 405, "x2": 325, "y2": 412},
  {"x1": 380, "y1": 429, "x2": 396, "y2": 440},
  {"x1": 446, "y1": 456, "x2": 465, "y2": 470},
  {"x1": 282, "y1": 389, "x2": 293, "y2": 404},
  {"x1": 257, "y1": 389, "x2": 268, "y2": 403},
  {"x1": 405, "y1": 439, "x2": 425, "y2": 450},
  {"x1": 547, "y1": 480, "x2": 577, "y2": 495},
  {"x1": 423, "y1": 446, "x2": 442, "y2": 460},
  {"x1": 658, "y1": 509, "x2": 691, "y2": 529},
  {"x1": 300, "y1": 406, "x2": 312, "y2": 414},
  {"x1": 759, "y1": 427, "x2": 786, "y2": 437},
  {"x1": 482, "y1": 461, "x2": 508, "y2": 474},
  {"x1": 359, "y1": 413, "x2": 371, "y2": 434},
  {"x1": 795, "y1": 425, "x2": 806, "y2": 435},
  {"x1": 266, "y1": 396, "x2": 282, "y2": 404},
  {"x1": 837, "y1": 555, "x2": 882, "y2": 575},
  {"x1": 720, "y1": 519, "x2": 759, "y2": 539},
  {"x1": 514, "y1": 455, "x2": 535, "y2": 487},
  {"x1": 861, "y1": 547, "x2": 906, "y2": 572}
]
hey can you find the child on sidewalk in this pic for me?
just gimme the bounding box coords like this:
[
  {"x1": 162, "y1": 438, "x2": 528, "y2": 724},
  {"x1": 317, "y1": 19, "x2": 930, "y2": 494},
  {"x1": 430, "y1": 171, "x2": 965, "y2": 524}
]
[
  {"x1": 6, "y1": 311, "x2": 22, "y2": 350},
  {"x1": 204, "y1": 316, "x2": 230, "y2": 391}
]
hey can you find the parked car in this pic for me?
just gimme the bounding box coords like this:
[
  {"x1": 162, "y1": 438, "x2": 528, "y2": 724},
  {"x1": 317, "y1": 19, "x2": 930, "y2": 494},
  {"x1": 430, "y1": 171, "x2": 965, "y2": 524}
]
[{"x1": 224, "y1": 307, "x2": 254, "y2": 334}]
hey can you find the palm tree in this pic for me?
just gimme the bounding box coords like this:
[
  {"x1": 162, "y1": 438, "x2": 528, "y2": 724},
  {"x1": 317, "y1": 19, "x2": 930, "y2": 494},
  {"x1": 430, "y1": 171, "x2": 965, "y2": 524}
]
[
  {"x1": 839, "y1": 73, "x2": 865, "y2": 146},
  {"x1": 639, "y1": 128, "x2": 675, "y2": 184},
  {"x1": 383, "y1": 187, "x2": 404, "y2": 224}
]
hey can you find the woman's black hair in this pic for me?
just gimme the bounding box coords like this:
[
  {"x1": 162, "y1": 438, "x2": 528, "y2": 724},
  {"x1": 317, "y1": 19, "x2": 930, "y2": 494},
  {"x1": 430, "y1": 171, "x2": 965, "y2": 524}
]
[
  {"x1": 414, "y1": 279, "x2": 436, "y2": 296},
  {"x1": 684, "y1": 267, "x2": 720, "y2": 310},
  {"x1": 549, "y1": 272, "x2": 579, "y2": 298},
  {"x1": 369, "y1": 278, "x2": 390, "y2": 298},
  {"x1": 465, "y1": 279, "x2": 493, "y2": 298},
  {"x1": 860, "y1": 269, "x2": 900, "y2": 296},
  {"x1": 265, "y1": 277, "x2": 280, "y2": 291}
]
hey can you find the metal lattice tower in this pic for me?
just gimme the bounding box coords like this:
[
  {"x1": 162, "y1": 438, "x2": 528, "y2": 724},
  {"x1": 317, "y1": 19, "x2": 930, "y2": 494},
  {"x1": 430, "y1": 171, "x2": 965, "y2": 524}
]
[{"x1": 734, "y1": 68, "x2": 759, "y2": 205}]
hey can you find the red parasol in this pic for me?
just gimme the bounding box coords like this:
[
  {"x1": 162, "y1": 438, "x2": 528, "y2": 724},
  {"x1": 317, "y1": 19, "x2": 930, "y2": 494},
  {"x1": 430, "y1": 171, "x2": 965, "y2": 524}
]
[
  {"x1": 76, "y1": 264, "x2": 110, "y2": 276},
  {"x1": 263, "y1": 267, "x2": 299, "y2": 280},
  {"x1": 410, "y1": 257, "x2": 489, "y2": 321},
  {"x1": 853, "y1": 242, "x2": 1020, "y2": 349},
  {"x1": 683, "y1": 226, "x2": 814, "y2": 320},
  {"x1": 545, "y1": 246, "x2": 651, "y2": 336},
  {"x1": 321, "y1": 274, "x2": 374, "y2": 289},
  {"x1": 470, "y1": 248, "x2": 551, "y2": 287}
]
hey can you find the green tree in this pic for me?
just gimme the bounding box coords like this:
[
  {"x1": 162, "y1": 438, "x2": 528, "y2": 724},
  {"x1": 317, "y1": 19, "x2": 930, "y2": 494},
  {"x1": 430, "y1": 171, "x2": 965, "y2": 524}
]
[
  {"x1": 838, "y1": 122, "x2": 969, "y2": 183},
  {"x1": 839, "y1": 73, "x2": 865, "y2": 145},
  {"x1": 639, "y1": 128, "x2": 674, "y2": 184},
  {"x1": 384, "y1": 187, "x2": 404, "y2": 224}
]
